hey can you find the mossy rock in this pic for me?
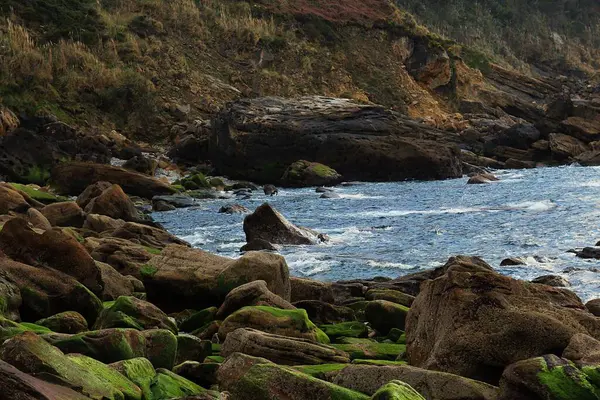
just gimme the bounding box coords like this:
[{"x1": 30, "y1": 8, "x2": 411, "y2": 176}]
[
  {"x1": 9, "y1": 183, "x2": 66, "y2": 204},
  {"x1": 192, "y1": 320, "x2": 221, "y2": 340},
  {"x1": 209, "y1": 177, "x2": 226, "y2": 188},
  {"x1": 346, "y1": 301, "x2": 370, "y2": 321},
  {"x1": 94, "y1": 296, "x2": 177, "y2": 334},
  {"x1": 142, "y1": 329, "x2": 178, "y2": 370},
  {"x1": 211, "y1": 343, "x2": 221, "y2": 354},
  {"x1": 320, "y1": 322, "x2": 369, "y2": 341},
  {"x1": 292, "y1": 363, "x2": 349, "y2": 380},
  {"x1": 372, "y1": 380, "x2": 425, "y2": 400},
  {"x1": 205, "y1": 355, "x2": 224, "y2": 363},
  {"x1": 365, "y1": 300, "x2": 409, "y2": 335},
  {"x1": 150, "y1": 368, "x2": 208, "y2": 399},
  {"x1": 179, "y1": 307, "x2": 217, "y2": 333},
  {"x1": 332, "y1": 341, "x2": 406, "y2": 361},
  {"x1": 68, "y1": 354, "x2": 143, "y2": 400},
  {"x1": 0, "y1": 317, "x2": 51, "y2": 341},
  {"x1": 365, "y1": 289, "x2": 415, "y2": 307},
  {"x1": 175, "y1": 334, "x2": 211, "y2": 365},
  {"x1": 180, "y1": 173, "x2": 210, "y2": 190},
  {"x1": 173, "y1": 360, "x2": 220, "y2": 388},
  {"x1": 280, "y1": 160, "x2": 342, "y2": 188},
  {"x1": 0, "y1": 331, "x2": 135, "y2": 400},
  {"x1": 36, "y1": 311, "x2": 88, "y2": 334},
  {"x1": 109, "y1": 357, "x2": 156, "y2": 400},
  {"x1": 351, "y1": 359, "x2": 408, "y2": 366},
  {"x1": 219, "y1": 306, "x2": 330, "y2": 344},
  {"x1": 385, "y1": 328, "x2": 406, "y2": 344}
]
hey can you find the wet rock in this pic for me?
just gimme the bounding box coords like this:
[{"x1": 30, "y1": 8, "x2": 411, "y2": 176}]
[
  {"x1": 293, "y1": 300, "x2": 356, "y2": 325},
  {"x1": 143, "y1": 245, "x2": 290, "y2": 312},
  {"x1": 123, "y1": 155, "x2": 157, "y2": 176},
  {"x1": 500, "y1": 257, "x2": 526, "y2": 266},
  {"x1": 281, "y1": 160, "x2": 342, "y2": 188},
  {"x1": 244, "y1": 203, "x2": 320, "y2": 245},
  {"x1": 152, "y1": 195, "x2": 196, "y2": 209},
  {"x1": 575, "y1": 247, "x2": 600, "y2": 259},
  {"x1": 152, "y1": 200, "x2": 176, "y2": 212},
  {"x1": 263, "y1": 184, "x2": 278, "y2": 196},
  {"x1": 0, "y1": 218, "x2": 102, "y2": 293},
  {"x1": 405, "y1": 255, "x2": 600, "y2": 384},
  {"x1": 0, "y1": 255, "x2": 102, "y2": 324},
  {"x1": 188, "y1": 189, "x2": 233, "y2": 199},
  {"x1": 333, "y1": 364, "x2": 499, "y2": 399},
  {"x1": 212, "y1": 96, "x2": 462, "y2": 182},
  {"x1": 36, "y1": 311, "x2": 88, "y2": 334},
  {"x1": 240, "y1": 239, "x2": 279, "y2": 252},
  {"x1": 321, "y1": 191, "x2": 341, "y2": 198},
  {"x1": 216, "y1": 280, "x2": 295, "y2": 319},
  {"x1": 221, "y1": 329, "x2": 349, "y2": 365},
  {"x1": 94, "y1": 295, "x2": 178, "y2": 333},
  {"x1": 218, "y1": 306, "x2": 328, "y2": 343},
  {"x1": 504, "y1": 158, "x2": 536, "y2": 169},
  {"x1": 467, "y1": 173, "x2": 499, "y2": 184},
  {"x1": 531, "y1": 274, "x2": 570, "y2": 287},
  {"x1": 219, "y1": 204, "x2": 250, "y2": 214},
  {"x1": 586, "y1": 299, "x2": 600, "y2": 317},
  {"x1": 84, "y1": 184, "x2": 142, "y2": 222},
  {"x1": 52, "y1": 161, "x2": 175, "y2": 198}
]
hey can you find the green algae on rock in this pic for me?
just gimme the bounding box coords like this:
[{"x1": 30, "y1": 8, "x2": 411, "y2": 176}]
[
  {"x1": 332, "y1": 340, "x2": 406, "y2": 361},
  {"x1": 371, "y1": 380, "x2": 425, "y2": 400},
  {"x1": 94, "y1": 295, "x2": 178, "y2": 334},
  {"x1": 175, "y1": 334, "x2": 212, "y2": 365},
  {"x1": 365, "y1": 300, "x2": 409, "y2": 335},
  {"x1": 36, "y1": 310, "x2": 88, "y2": 334},
  {"x1": 109, "y1": 357, "x2": 156, "y2": 400},
  {"x1": 0, "y1": 317, "x2": 51, "y2": 341},
  {"x1": 179, "y1": 307, "x2": 217, "y2": 333},
  {"x1": 320, "y1": 321, "x2": 369, "y2": 340},
  {"x1": 292, "y1": 363, "x2": 350, "y2": 380},
  {"x1": 365, "y1": 289, "x2": 415, "y2": 307},
  {"x1": 219, "y1": 305, "x2": 330, "y2": 343},
  {"x1": 280, "y1": 160, "x2": 343, "y2": 188},
  {"x1": 142, "y1": 329, "x2": 178, "y2": 370},
  {"x1": 150, "y1": 368, "x2": 209, "y2": 399}
]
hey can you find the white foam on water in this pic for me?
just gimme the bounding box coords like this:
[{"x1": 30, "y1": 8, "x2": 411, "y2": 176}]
[
  {"x1": 180, "y1": 230, "x2": 214, "y2": 246},
  {"x1": 366, "y1": 260, "x2": 415, "y2": 269},
  {"x1": 356, "y1": 207, "x2": 484, "y2": 218},
  {"x1": 287, "y1": 254, "x2": 336, "y2": 276},
  {"x1": 327, "y1": 226, "x2": 374, "y2": 244},
  {"x1": 338, "y1": 193, "x2": 384, "y2": 199},
  {"x1": 506, "y1": 200, "x2": 556, "y2": 212},
  {"x1": 218, "y1": 242, "x2": 246, "y2": 250}
]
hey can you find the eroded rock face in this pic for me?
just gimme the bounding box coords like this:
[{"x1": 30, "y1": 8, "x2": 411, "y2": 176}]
[
  {"x1": 211, "y1": 96, "x2": 462, "y2": 182},
  {"x1": 244, "y1": 203, "x2": 320, "y2": 245},
  {"x1": 221, "y1": 328, "x2": 349, "y2": 365},
  {"x1": 405, "y1": 256, "x2": 600, "y2": 384}
]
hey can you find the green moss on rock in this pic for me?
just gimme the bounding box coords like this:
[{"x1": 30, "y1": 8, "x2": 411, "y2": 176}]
[
  {"x1": 0, "y1": 317, "x2": 51, "y2": 341},
  {"x1": 365, "y1": 300, "x2": 409, "y2": 335},
  {"x1": 537, "y1": 358, "x2": 598, "y2": 400},
  {"x1": 332, "y1": 341, "x2": 406, "y2": 361},
  {"x1": 371, "y1": 380, "x2": 425, "y2": 400},
  {"x1": 36, "y1": 311, "x2": 88, "y2": 334},
  {"x1": 150, "y1": 368, "x2": 207, "y2": 399},
  {"x1": 320, "y1": 322, "x2": 368, "y2": 341},
  {"x1": 9, "y1": 183, "x2": 65, "y2": 203},
  {"x1": 292, "y1": 363, "x2": 349, "y2": 379},
  {"x1": 109, "y1": 357, "x2": 156, "y2": 400},
  {"x1": 179, "y1": 307, "x2": 217, "y2": 333},
  {"x1": 142, "y1": 329, "x2": 178, "y2": 370},
  {"x1": 94, "y1": 296, "x2": 177, "y2": 334}
]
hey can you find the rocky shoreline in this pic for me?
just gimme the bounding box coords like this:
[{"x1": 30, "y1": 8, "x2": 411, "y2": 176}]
[{"x1": 0, "y1": 165, "x2": 600, "y2": 399}]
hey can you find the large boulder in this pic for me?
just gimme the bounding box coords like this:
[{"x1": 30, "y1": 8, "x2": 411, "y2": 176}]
[
  {"x1": 0, "y1": 183, "x2": 36, "y2": 214},
  {"x1": 548, "y1": 132, "x2": 589, "y2": 159},
  {"x1": 94, "y1": 295, "x2": 178, "y2": 333},
  {"x1": 218, "y1": 306, "x2": 328, "y2": 343},
  {"x1": 0, "y1": 218, "x2": 103, "y2": 294},
  {"x1": 293, "y1": 300, "x2": 356, "y2": 325},
  {"x1": 211, "y1": 96, "x2": 462, "y2": 182},
  {"x1": 110, "y1": 222, "x2": 189, "y2": 249},
  {"x1": 77, "y1": 181, "x2": 113, "y2": 209},
  {"x1": 280, "y1": 160, "x2": 342, "y2": 187},
  {"x1": 366, "y1": 300, "x2": 409, "y2": 335},
  {"x1": 0, "y1": 255, "x2": 102, "y2": 324},
  {"x1": 333, "y1": 364, "x2": 499, "y2": 399},
  {"x1": 144, "y1": 246, "x2": 290, "y2": 312},
  {"x1": 499, "y1": 354, "x2": 600, "y2": 400},
  {"x1": 0, "y1": 331, "x2": 142, "y2": 400},
  {"x1": 40, "y1": 201, "x2": 85, "y2": 227},
  {"x1": 405, "y1": 255, "x2": 600, "y2": 384},
  {"x1": 85, "y1": 237, "x2": 156, "y2": 277},
  {"x1": 221, "y1": 328, "x2": 348, "y2": 366},
  {"x1": 123, "y1": 155, "x2": 157, "y2": 176},
  {"x1": 36, "y1": 311, "x2": 89, "y2": 334},
  {"x1": 216, "y1": 280, "x2": 295, "y2": 319},
  {"x1": 51, "y1": 162, "x2": 175, "y2": 198},
  {"x1": 84, "y1": 184, "x2": 142, "y2": 221},
  {"x1": 291, "y1": 277, "x2": 335, "y2": 303},
  {"x1": 244, "y1": 203, "x2": 320, "y2": 245},
  {"x1": 217, "y1": 352, "x2": 364, "y2": 399},
  {"x1": 0, "y1": 359, "x2": 91, "y2": 400}
]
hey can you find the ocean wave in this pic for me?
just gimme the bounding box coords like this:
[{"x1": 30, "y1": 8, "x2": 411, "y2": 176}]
[
  {"x1": 287, "y1": 254, "x2": 336, "y2": 276},
  {"x1": 366, "y1": 260, "x2": 415, "y2": 269},
  {"x1": 506, "y1": 200, "x2": 556, "y2": 212},
  {"x1": 338, "y1": 193, "x2": 384, "y2": 199}
]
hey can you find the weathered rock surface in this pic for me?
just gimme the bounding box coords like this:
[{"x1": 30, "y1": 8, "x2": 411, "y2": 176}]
[
  {"x1": 291, "y1": 277, "x2": 336, "y2": 303},
  {"x1": 94, "y1": 295, "x2": 178, "y2": 333},
  {"x1": 211, "y1": 96, "x2": 463, "y2": 182},
  {"x1": 531, "y1": 274, "x2": 570, "y2": 287},
  {"x1": 406, "y1": 255, "x2": 600, "y2": 384},
  {"x1": 144, "y1": 245, "x2": 290, "y2": 312},
  {"x1": 244, "y1": 203, "x2": 320, "y2": 245},
  {"x1": 36, "y1": 311, "x2": 89, "y2": 334},
  {"x1": 216, "y1": 280, "x2": 295, "y2": 319},
  {"x1": 333, "y1": 364, "x2": 499, "y2": 399},
  {"x1": 85, "y1": 236, "x2": 154, "y2": 277},
  {"x1": 84, "y1": 184, "x2": 142, "y2": 221},
  {"x1": 293, "y1": 300, "x2": 356, "y2": 325},
  {"x1": 217, "y1": 353, "x2": 360, "y2": 399},
  {"x1": 41, "y1": 201, "x2": 85, "y2": 227},
  {"x1": 366, "y1": 300, "x2": 409, "y2": 335},
  {"x1": 52, "y1": 161, "x2": 175, "y2": 198}
]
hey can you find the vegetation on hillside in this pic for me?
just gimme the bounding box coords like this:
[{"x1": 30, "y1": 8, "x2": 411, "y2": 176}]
[{"x1": 396, "y1": 0, "x2": 600, "y2": 75}]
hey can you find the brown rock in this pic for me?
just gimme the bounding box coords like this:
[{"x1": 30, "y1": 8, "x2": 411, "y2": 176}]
[
  {"x1": 561, "y1": 116, "x2": 600, "y2": 142},
  {"x1": 548, "y1": 132, "x2": 589, "y2": 158},
  {"x1": 144, "y1": 246, "x2": 290, "y2": 312},
  {"x1": 406, "y1": 255, "x2": 600, "y2": 384},
  {"x1": 500, "y1": 257, "x2": 525, "y2": 266},
  {"x1": 586, "y1": 298, "x2": 600, "y2": 317},
  {"x1": 467, "y1": 173, "x2": 500, "y2": 184},
  {"x1": 123, "y1": 155, "x2": 157, "y2": 176},
  {"x1": 291, "y1": 277, "x2": 335, "y2": 303},
  {"x1": 504, "y1": 158, "x2": 536, "y2": 169},
  {"x1": 0, "y1": 218, "x2": 102, "y2": 294},
  {"x1": 0, "y1": 184, "x2": 32, "y2": 214},
  {"x1": 333, "y1": 364, "x2": 499, "y2": 399},
  {"x1": 96, "y1": 261, "x2": 135, "y2": 301},
  {"x1": 531, "y1": 274, "x2": 570, "y2": 287},
  {"x1": 293, "y1": 300, "x2": 356, "y2": 325},
  {"x1": 221, "y1": 328, "x2": 349, "y2": 365},
  {"x1": 77, "y1": 181, "x2": 112, "y2": 209},
  {"x1": 240, "y1": 239, "x2": 280, "y2": 252},
  {"x1": 280, "y1": 160, "x2": 342, "y2": 188},
  {"x1": 84, "y1": 184, "x2": 141, "y2": 221},
  {"x1": 25, "y1": 208, "x2": 52, "y2": 230},
  {"x1": 562, "y1": 333, "x2": 600, "y2": 366},
  {"x1": 36, "y1": 311, "x2": 89, "y2": 334},
  {"x1": 0, "y1": 106, "x2": 18, "y2": 136},
  {"x1": 83, "y1": 213, "x2": 126, "y2": 233},
  {"x1": 110, "y1": 221, "x2": 188, "y2": 249},
  {"x1": 41, "y1": 201, "x2": 85, "y2": 227},
  {"x1": 85, "y1": 236, "x2": 154, "y2": 278},
  {"x1": 52, "y1": 161, "x2": 175, "y2": 198},
  {"x1": 244, "y1": 203, "x2": 320, "y2": 245},
  {"x1": 216, "y1": 280, "x2": 295, "y2": 319}
]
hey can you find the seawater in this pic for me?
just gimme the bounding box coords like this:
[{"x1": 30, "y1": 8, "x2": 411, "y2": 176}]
[{"x1": 153, "y1": 165, "x2": 600, "y2": 302}]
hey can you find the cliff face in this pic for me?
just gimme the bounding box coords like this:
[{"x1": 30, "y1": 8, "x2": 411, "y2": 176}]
[{"x1": 0, "y1": 0, "x2": 597, "y2": 144}]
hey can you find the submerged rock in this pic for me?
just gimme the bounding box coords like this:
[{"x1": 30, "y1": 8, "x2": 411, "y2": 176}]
[
  {"x1": 243, "y1": 203, "x2": 320, "y2": 245},
  {"x1": 531, "y1": 275, "x2": 570, "y2": 287},
  {"x1": 219, "y1": 204, "x2": 250, "y2": 214},
  {"x1": 500, "y1": 257, "x2": 526, "y2": 266},
  {"x1": 467, "y1": 173, "x2": 499, "y2": 184},
  {"x1": 263, "y1": 184, "x2": 278, "y2": 196}
]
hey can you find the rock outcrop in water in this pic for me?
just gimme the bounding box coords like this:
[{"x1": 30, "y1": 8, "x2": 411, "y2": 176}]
[{"x1": 211, "y1": 96, "x2": 463, "y2": 183}]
